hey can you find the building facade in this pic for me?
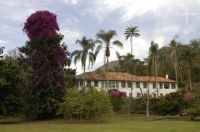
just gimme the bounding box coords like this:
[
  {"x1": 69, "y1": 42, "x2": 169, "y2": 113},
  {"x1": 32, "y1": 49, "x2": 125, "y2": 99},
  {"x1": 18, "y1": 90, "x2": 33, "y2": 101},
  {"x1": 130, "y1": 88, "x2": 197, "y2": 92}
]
[{"x1": 76, "y1": 72, "x2": 177, "y2": 98}]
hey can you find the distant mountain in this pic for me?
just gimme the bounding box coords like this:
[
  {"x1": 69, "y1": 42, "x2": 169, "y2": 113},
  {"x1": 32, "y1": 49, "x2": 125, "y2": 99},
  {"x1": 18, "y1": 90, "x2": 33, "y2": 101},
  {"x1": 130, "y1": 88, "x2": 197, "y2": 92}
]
[{"x1": 96, "y1": 60, "x2": 119, "y2": 71}]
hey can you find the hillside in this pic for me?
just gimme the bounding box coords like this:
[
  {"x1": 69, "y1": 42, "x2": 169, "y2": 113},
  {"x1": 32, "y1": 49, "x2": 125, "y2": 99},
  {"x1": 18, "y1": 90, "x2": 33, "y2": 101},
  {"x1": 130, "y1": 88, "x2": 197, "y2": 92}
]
[{"x1": 96, "y1": 60, "x2": 119, "y2": 71}]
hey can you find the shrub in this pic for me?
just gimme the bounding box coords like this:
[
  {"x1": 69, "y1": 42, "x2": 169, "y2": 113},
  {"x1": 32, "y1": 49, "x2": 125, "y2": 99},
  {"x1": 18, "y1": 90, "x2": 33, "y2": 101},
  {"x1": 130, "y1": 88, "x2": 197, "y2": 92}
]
[
  {"x1": 108, "y1": 89, "x2": 126, "y2": 113},
  {"x1": 152, "y1": 92, "x2": 188, "y2": 115},
  {"x1": 184, "y1": 92, "x2": 195, "y2": 101},
  {"x1": 59, "y1": 87, "x2": 112, "y2": 120},
  {"x1": 186, "y1": 102, "x2": 200, "y2": 120},
  {"x1": 0, "y1": 58, "x2": 26, "y2": 115}
]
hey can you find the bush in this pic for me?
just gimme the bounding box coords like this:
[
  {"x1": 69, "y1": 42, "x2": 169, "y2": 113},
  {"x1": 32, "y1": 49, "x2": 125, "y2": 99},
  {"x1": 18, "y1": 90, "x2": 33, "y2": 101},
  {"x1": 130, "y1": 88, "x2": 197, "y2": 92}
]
[
  {"x1": 0, "y1": 58, "x2": 26, "y2": 115},
  {"x1": 186, "y1": 102, "x2": 200, "y2": 120},
  {"x1": 108, "y1": 89, "x2": 126, "y2": 113},
  {"x1": 152, "y1": 92, "x2": 188, "y2": 115},
  {"x1": 59, "y1": 87, "x2": 112, "y2": 120}
]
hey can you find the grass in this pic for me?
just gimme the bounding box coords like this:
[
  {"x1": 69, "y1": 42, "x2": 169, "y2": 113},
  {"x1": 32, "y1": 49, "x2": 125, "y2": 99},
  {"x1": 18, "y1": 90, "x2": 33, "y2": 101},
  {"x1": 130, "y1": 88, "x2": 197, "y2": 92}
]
[{"x1": 0, "y1": 115, "x2": 200, "y2": 132}]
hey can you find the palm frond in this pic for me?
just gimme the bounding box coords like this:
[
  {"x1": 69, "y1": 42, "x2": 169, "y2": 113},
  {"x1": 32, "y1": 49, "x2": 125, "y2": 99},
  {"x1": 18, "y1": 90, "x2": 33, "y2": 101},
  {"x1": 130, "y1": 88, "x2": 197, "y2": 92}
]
[
  {"x1": 113, "y1": 40, "x2": 123, "y2": 48},
  {"x1": 116, "y1": 51, "x2": 120, "y2": 59},
  {"x1": 94, "y1": 45, "x2": 102, "y2": 57},
  {"x1": 124, "y1": 26, "x2": 140, "y2": 40}
]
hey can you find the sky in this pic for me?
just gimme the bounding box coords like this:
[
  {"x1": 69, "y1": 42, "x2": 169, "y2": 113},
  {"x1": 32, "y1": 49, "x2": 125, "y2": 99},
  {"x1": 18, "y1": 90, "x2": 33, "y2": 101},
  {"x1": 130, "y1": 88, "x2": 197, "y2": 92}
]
[{"x1": 0, "y1": 0, "x2": 200, "y2": 74}]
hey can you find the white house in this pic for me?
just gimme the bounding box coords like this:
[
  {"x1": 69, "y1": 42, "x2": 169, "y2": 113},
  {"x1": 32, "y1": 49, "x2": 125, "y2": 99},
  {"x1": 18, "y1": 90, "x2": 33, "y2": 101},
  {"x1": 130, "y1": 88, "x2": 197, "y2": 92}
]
[{"x1": 76, "y1": 72, "x2": 178, "y2": 98}]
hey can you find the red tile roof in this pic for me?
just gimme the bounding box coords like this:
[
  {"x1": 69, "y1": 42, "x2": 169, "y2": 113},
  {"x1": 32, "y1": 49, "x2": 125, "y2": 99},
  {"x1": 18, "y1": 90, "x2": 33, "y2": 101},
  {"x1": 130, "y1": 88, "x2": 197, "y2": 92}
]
[{"x1": 76, "y1": 72, "x2": 176, "y2": 83}]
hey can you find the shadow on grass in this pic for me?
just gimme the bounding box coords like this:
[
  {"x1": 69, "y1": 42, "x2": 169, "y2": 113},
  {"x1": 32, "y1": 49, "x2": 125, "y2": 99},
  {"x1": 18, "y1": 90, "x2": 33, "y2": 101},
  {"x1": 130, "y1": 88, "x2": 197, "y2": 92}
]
[{"x1": 0, "y1": 116, "x2": 25, "y2": 124}]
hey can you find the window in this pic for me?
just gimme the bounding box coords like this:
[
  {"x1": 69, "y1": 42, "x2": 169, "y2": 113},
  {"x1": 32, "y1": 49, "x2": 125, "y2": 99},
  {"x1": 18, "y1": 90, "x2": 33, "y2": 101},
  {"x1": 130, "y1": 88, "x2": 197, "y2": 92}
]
[
  {"x1": 112, "y1": 81, "x2": 115, "y2": 88},
  {"x1": 159, "y1": 83, "x2": 163, "y2": 89},
  {"x1": 116, "y1": 82, "x2": 119, "y2": 89},
  {"x1": 94, "y1": 81, "x2": 98, "y2": 87},
  {"x1": 105, "y1": 81, "x2": 108, "y2": 88},
  {"x1": 153, "y1": 83, "x2": 156, "y2": 89},
  {"x1": 136, "y1": 82, "x2": 140, "y2": 88},
  {"x1": 80, "y1": 80, "x2": 83, "y2": 87},
  {"x1": 128, "y1": 82, "x2": 132, "y2": 88},
  {"x1": 109, "y1": 81, "x2": 112, "y2": 88},
  {"x1": 164, "y1": 83, "x2": 169, "y2": 89},
  {"x1": 143, "y1": 82, "x2": 147, "y2": 88},
  {"x1": 87, "y1": 81, "x2": 91, "y2": 86},
  {"x1": 101, "y1": 81, "x2": 104, "y2": 88},
  {"x1": 121, "y1": 81, "x2": 126, "y2": 88},
  {"x1": 171, "y1": 83, "x2": 176, "y2": 89}
]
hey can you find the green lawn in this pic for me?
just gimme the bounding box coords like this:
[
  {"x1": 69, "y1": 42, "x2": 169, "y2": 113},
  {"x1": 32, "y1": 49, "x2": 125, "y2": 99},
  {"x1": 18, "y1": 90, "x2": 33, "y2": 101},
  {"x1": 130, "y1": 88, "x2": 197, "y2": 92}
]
[{"x1": 0, "y1": 115, "x2": 199, "y2": 132}]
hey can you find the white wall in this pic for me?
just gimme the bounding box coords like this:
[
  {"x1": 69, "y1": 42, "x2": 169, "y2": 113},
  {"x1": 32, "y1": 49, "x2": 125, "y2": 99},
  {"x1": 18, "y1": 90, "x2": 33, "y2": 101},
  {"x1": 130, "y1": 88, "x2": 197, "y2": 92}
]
[{"x1": 78, "y1": 80, "x2": 177, "y2": 98}]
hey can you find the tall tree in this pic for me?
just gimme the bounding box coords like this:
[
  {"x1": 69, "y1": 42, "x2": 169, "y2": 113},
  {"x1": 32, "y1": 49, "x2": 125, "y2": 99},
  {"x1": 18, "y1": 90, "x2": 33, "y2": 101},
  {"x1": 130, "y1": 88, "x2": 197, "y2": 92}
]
[
  {"x1": 149, "y1": 41, "x2": 159, "y2": 97},
  {"x1": 20, "y1": 11, "x2": 69, "y2": 119},
  {"x1": 71, "y1": 36, "x2": 97, "y2": 89},
  {"x1": 146, "y1": 57, "x2": 153, "y2": 117},
  {"x1": 96, "y1": 30, "x2": 123, "y2": 71},
  {"x1": 170, "y1": 38, "x2": 179, "y2": 89},
  {"x1": 179, "y1": 46, "x2": 194, "y2": 90},
  {"x1": 124, "y1": 26, "x2": 140, "y2": 55}
]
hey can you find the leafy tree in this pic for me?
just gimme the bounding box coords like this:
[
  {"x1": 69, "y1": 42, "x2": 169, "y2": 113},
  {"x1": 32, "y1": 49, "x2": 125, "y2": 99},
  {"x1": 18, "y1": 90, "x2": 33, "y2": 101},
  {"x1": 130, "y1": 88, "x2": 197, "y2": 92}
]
[
  {"x1": 20, "y1": 11, "x2": 69, "y2": 119},
  {"x1": 116, "y1": 53, "x2": 147, "y2": 75},
  {"x1": 96, "y1": 30, "x2": 123, "y2": 71},
  {"x1": 124, "y1": 26, "x2": 140, "y2": 55},
  {"x1": 170, "y1": 37, "x2": 179, "y2": 88},
  {"x1": 0, "y1": 57, "x2": 26, "y2": 115},
  {"x1": 64, "y1": 68, "x2": 76, "y2": 88},
  {"x1": 59, "y1": 87, "x2": 112, "y2": 121}
]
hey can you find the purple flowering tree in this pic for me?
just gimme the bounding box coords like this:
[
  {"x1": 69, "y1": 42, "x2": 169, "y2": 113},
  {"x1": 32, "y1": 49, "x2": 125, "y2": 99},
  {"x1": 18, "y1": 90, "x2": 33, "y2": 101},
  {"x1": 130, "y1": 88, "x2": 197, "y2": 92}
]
[{"x1": 20, "y1": 11, "x2": 69, "y2": 119}]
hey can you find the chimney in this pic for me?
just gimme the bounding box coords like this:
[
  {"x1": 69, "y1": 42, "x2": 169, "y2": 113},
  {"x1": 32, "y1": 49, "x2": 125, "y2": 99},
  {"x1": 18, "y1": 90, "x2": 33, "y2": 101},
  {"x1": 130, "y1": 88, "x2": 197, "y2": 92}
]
[{"x1": 165, "y1": 74, "x2": 168, "y2": 79}]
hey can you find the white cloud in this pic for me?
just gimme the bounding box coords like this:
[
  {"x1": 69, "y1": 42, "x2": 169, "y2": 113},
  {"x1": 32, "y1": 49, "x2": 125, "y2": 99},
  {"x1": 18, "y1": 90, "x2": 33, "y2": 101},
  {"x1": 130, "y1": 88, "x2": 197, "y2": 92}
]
[
  {"x1": 0, "y1": 40, "x2": 9, "y2": 45},
  {"x1": 86, "y1": 0, "x2": 200, "y2": 22},
  {"x1": 60, "y1": 0, "x2": 78, "y2": 5},
  {"x1": 60, "y1": 28, "x2": 82, "y2": 44}
]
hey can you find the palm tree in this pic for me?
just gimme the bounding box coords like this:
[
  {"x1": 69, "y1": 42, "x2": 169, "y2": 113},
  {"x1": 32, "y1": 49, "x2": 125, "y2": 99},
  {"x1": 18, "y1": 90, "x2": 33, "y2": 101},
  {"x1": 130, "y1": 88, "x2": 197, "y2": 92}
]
[
  {"x1": 149, "y1": 41, "x2": 159, "y2": 97},
  {"x1": 71, "y1": 36, "x2": 97, "y2": 89},
  {"x1": 96, "y1": 30, "x2": 123, "y2": 71},
  {"x1": 146, "y1": 57, "x2": 153, "y2": 117},
  {"x1": 124, "y1": 26, "x2": 140, "y2": 55}
]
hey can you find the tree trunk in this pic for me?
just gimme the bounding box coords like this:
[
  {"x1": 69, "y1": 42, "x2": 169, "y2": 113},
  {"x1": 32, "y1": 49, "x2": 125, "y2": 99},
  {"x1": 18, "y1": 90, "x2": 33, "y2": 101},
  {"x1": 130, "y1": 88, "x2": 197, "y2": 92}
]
[
  {"x1": 146, "y1": 80, "x2": 150, "y2": 117},
  {"x1": 189, "y1": 68, "x2": 192, "y2": 90},
  {"x1": 106, "y1": 57, "x2": 109, "y2": 90},
  {"x1": 155, "y1": 57, "x2": 158, "y2": 97},
  {"x1": 83, "y1": 64, "x2": 86, "y2": 92},
  {"x1": 130, "y1": 37, "x2": 133, "y2": 55},
  {"x1": 106, "y1": 56, "x2": 109, "y2": 71},
  {"x1": 174, "y1": 50, "x2": 178, "y2": 89}
]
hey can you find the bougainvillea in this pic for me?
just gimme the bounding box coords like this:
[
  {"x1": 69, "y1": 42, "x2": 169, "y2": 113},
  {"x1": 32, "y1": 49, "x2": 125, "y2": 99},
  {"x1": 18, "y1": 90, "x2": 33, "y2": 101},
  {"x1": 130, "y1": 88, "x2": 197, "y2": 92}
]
[
  {"x1": 109, "y1": 89, "x2": 127, "y2": 98},
  {"x1": 20, "y1": 10, "x2": 69, "y2": 119},
  {"x1": 23, "y1": 11, "x2": 59, "y2": 39},
  {"x1": 23, "y1": 11, "x2": 69, "y2": 90},
  {"x1": 184, "y1": 92, "x2": 195, "y2": 101}
]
